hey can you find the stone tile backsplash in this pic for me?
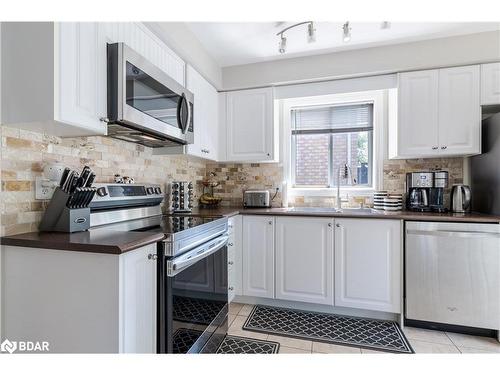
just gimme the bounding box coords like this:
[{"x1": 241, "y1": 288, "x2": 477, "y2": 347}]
[
  {"x1": 1, "y1": 125, "x2": 464, "y2": 235},
  {"x1": 0, "y1": 126, "x2": 206, "y2": 236},
  {"x1": 206, "y1": 157, "x2": 464, "y2": 208}
]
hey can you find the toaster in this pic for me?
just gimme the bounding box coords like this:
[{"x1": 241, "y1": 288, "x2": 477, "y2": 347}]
[{"x1": 243, "y1": 190, "x2": 271, "y2": 208}]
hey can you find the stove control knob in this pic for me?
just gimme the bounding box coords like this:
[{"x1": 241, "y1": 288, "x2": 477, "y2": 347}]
[
  {"x1": 146, "y1": 187, "x2": 154, "y2": 195},
  {"x1": 154, "y1": 187, "x2": 162, "y2": 194},
  {"x1": 188, "y1": 182, "x2": 193, "y2": 189},
  {"x1": 96, "y1": 187, "x2": 108, "y2": 197}
]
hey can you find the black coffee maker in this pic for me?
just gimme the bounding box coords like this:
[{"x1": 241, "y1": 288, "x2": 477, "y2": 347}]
[
  {"x1": 406, "y1": 172, "x2": 433, "y2": 211},
  {"x1": 406, "y1": 171, "x2": 449, "y2": 212}
]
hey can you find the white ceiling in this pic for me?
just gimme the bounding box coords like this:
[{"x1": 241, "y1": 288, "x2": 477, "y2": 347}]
[{"x1": 185, "y1": 22, "x2": 500, "y2": 67}]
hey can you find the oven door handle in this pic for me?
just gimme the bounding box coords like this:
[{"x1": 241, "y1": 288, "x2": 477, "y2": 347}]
[{"x1": 167, "y1": 235, "x2": 229, "y2": 277}]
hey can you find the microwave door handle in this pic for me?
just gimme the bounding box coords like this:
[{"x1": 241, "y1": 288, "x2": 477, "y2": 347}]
[
  {"x1": 167, "y1": 235, "x2": 229, "y2": 277},
  {"x1": 177, "y1": 93, "x2": 189, "y2": 134},
  {"x1": 186, "y1": 94, "x2": 191, "y2": 134}
]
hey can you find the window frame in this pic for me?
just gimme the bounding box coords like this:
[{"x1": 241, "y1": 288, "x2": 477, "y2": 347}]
[
  {"x1": 281, "y1": 90, "x2": 387, "y2": 198},
  {"x1": 290, "y1": 102, "x2": 374, "y2": 188}
]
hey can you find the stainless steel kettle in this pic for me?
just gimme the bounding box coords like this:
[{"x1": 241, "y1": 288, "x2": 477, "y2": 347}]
[{"x1": 450, "y1": 184, "x2": 471, "y2": 213}]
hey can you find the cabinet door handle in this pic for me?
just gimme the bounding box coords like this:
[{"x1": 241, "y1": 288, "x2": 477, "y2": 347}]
[
  {"x1": 228, "y1": 242, "x2": 234, "y2": 246},
  {"x1": 228, "y1": 261, "x2": 234, "y2": 265},
  {"x1": 266, "y1": 153, "x2": 270, "y2": 157},
  {"x1": 268, "y1": 221, "x2": 273, "y2": 225},
  {"x1": 228, "y1": 286, "x2": 234, "y2": 291},
  {"x1": 432, "y1": 146, "x2": 438, "y2": 150},
  {"x1": 441, "y1": 146, "x2": 447, "y2": 150},
  {"x1": 99, "y1": 117, "x2": 109, "y2": 123},
  {"x1": 335, "y1": 223, "x2": 340, "y2": 228},
  {"x1": 328, "y1": 223, "x2": 332, "y2": 227},
  {"x1": 148, "y1": 254, "x2": 158, "y2": 261}
]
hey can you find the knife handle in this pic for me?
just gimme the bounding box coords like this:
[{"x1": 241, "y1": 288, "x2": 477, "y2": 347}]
[
  {"x1": 59, "y1": 167, "x2": 71, "y2": 188},
  {"x1": 85, "y1": 173, "x2": 96, "y2": 187}
]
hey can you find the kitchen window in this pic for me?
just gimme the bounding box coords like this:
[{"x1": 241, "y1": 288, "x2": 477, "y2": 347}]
[{"x1": 291, "y1": 102, "x2": 374, "y2": 188}]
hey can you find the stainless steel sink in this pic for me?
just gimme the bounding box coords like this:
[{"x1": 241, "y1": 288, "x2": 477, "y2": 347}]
[
  {"x1": 288, "y1": 207, "x2": 381, "y2": 214},
  {"x1": 288, "y1": 207, "x2": 341, "y2": 213},
  {"x1": 338, "y1": 208, "x2": 381, "y2": 214}
]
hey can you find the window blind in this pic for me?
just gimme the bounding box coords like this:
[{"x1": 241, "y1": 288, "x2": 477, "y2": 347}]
[{"x1": 291, "y1": 103, "x2": 373, "y2": 134}]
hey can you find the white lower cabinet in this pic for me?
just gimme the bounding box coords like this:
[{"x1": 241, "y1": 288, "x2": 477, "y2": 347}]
[
  {"x1": 1, "y1": 244, "x2": 157, "y2": 353},
  {"x1": 228, "y1": 215, "x2": 243, "y2": 302},
  {"x1": 275, "y1": 217, "x2": 334, "y2": 305},
  {"x1": 242, "y1": 215, "x2": 275, "y2": 298},
  {"x1": 119, "y1": 244, "x2": 157, "y2": 353},
  {"x1": 334, "y1": 219, "x2": 401, "y2": 313}
]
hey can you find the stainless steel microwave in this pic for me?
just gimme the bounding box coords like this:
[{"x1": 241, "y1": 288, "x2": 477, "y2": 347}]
[{"x1": 106, "y1": 42, "x2": 194, "y2": 148}]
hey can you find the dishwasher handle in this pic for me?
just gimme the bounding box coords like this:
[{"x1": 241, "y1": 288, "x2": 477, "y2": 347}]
[
  {"x1": 407, "y1": 229, "x2": 500, "y2": 239},
  {"x1": 167, "y1": 235, "x2": 229, "y2": 277}
]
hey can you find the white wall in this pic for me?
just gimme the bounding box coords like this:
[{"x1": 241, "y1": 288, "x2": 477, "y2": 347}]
[
  {"x1": 222, "y1": 30, "x2": 500, "y2": 90},
  {"x1": 145, "y1": 22, "x2": 222, "y2": 89}
]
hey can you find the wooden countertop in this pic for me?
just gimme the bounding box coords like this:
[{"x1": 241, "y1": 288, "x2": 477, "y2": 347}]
[
  {"x1": 1, "y1": 207, "x2": 498, "y2": 255},
  {"x1": 188, "y1": 206, "x2": 500, "y2": 223},
  {"x1": 0, "y1": 230, "x2": 165, "y2": 255}
]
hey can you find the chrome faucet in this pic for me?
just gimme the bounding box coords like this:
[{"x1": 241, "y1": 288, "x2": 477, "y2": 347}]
[{"x1": 336, "y1": 163, "x2": 357, "y2": 210}]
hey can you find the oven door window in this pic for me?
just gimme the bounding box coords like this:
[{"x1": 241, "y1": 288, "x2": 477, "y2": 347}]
[
  {"x1": 126, "y1": 62, "x2": 181, "y2": 129},
  {"x1": 169, "y1": 247, "x2": 228, "y2": 354}
]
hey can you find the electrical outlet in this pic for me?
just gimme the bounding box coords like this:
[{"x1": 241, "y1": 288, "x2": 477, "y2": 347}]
[{"x1": 35, "y1": 177, "x2": 57, "y2": 200}]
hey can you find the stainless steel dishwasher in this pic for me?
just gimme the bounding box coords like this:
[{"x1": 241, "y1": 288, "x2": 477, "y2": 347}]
[{"x1": 405, "y1": 221, "x2": 500, "y2": 330}]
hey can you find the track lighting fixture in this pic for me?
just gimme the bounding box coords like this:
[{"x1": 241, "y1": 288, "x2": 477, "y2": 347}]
[
  {"x1": 279, "y1": 35, "x2": 287, "y2": 54},
  {"x1": 276, "y1": 21, "x2": 315, "y2": 54},
  {"x1": 342, "y1": 22, "x2": 351, "y2": 43},
  {"x1": 307, "y1": 22, "x2": 316, "y2": 43}
]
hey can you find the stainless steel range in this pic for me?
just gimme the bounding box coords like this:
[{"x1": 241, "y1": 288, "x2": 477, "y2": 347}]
[{"x1": 89, "y1": 183, "x2": 229, "y2": 354}]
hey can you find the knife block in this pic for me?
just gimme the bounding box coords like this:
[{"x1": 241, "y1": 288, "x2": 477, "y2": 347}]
[{"x1": 39, "y1": 188, "x2": 90, "y2": 233}]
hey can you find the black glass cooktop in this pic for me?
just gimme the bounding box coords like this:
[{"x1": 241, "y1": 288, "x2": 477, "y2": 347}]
[{"x1": 131, "y1": 215, "x2": 222, "y2": 234}]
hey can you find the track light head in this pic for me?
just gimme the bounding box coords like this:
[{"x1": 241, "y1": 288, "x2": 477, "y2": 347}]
[
  {"x1": 307, "y1": 22, "x2": 316, "y2": 43},
  {"x1": 278, "y1": 35, "x2": 287, "y2": 54},
  {"x1": 342, "y1": 21, "x2": 351, "y2": 43}
]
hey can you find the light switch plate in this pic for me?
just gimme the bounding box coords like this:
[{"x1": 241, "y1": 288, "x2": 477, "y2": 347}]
[{"x1": 35, "y1": 177, "x2": 57, "y2": 200}]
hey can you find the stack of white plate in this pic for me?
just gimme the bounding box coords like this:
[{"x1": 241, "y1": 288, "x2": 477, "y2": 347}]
[
  {"x1": 373, "y1": 191, "x2": 387, "y2": 210},
  {"x1": 383, "y1": 194, "x2": 403, "y2": 211}
]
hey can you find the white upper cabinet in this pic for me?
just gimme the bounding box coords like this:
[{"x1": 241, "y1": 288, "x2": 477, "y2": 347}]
[
  {"x1": 242, "y1": 215, "x2": 275, "y2": 299},
  {"x1": 222, "y1": 87, "x2": 277, "y2": 162},
  {"x1": 99, "y1": 22, "x2": 185, "y2": 87},
  {"x1": 1, "y1": 22, "x2": 107, "y2": 136},
  {"x1": 185, "y1": 65, "x2": 219, "y2": 160},
  {"x1": 391, "y1": 65, "x2": 481, "y2": 159},
  {"x1": 334, "y1": 219, "x2": 401, "y2": 313},
  {"x1": 481, "y1": 62, "x2": 500, "y2": 105},
  {"x1": 58, "y1": 23, "x2": 106, "y2": 134},
  {"x1": 275, "y1": 217, "x2": 334, "y2": 305},
  {"x1": 1, "y1": 22, "x2": 185, "y2": 138},
  {"x1": 438, "y1": 66, "x2": 480, "y2": 156},
  {"x1": 394, "y1": 69, "x2": 440, "y2": 158}
]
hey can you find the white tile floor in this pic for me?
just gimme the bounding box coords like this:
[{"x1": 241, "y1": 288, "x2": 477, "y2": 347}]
[{"x1": 228, "y1": 303, "x2": 500, "y2": 354}]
